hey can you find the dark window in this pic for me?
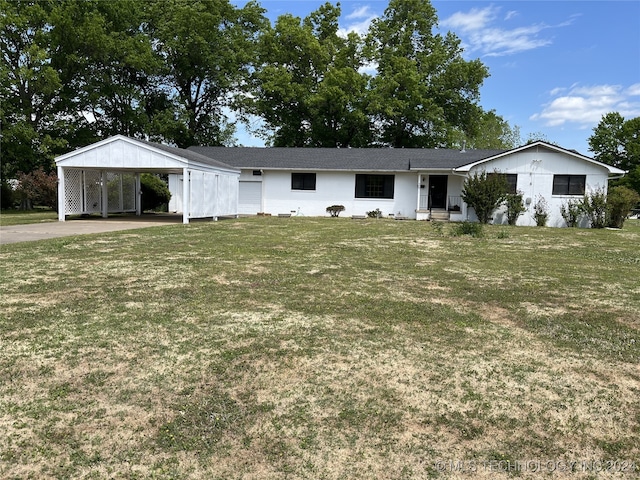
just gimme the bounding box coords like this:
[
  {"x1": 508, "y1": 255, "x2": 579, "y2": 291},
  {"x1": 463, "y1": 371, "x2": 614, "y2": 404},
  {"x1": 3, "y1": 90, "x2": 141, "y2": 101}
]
[
  {"x1": 488, "y1": 173, "x2": 518, "y2": 194},
  {"x1": 355, "y1": 174, "x2": 395, "y2": 199},
  {"x1": 552, "y1": 175, "x2": 586, "y2": 195},
  {"x1": 292, "y1": 172, "x2": 316, "y2": 190},
  {"x1": 252, "y1": 170, "x2": 262, "y2": 176}
]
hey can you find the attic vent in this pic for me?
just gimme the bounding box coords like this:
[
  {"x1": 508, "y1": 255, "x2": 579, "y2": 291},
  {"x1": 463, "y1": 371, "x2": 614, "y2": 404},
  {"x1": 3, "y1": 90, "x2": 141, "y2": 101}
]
[{"x1": 252, "y1": 170, "x2": 262, "y2": 176}]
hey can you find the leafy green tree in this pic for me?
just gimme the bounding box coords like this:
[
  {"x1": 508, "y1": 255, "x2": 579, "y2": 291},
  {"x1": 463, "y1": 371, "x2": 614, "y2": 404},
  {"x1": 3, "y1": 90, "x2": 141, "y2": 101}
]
[
  {"x1": 0, "y1": 0, "x2": 67, "y2": 178},
  {"x1": 457, "y1": 111, "x2": 521, "y2": 149},
  {"x1": 461, "y1": 170, "x2": 509, "y2": 224},
  {"x1": 146, "y1": 0, "x2": 267, "y2": 148},
  {"x1": 588, "y1": 112, "x2": 626, "y2": 168},
  {"x1": 365, "y1": 0, "x2": 488, "y2": 147},
  {"x1": 248, "y1": 3, "x2": 370, "y2": 147},
  {"x1": 589, "y1": 113, "x2": 640, "y2": 198},
  {"x1": 48, "y1": 0, "x2": 162, "y2": 143}
]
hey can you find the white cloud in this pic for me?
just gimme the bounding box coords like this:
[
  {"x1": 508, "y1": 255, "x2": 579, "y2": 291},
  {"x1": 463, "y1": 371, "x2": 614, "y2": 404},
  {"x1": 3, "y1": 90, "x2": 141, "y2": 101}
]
[
  {"x1": 627, "y1": 83, "x2": 640, "y2": 96},
  {"x1": 440, "y1": 6, "x2": 573, "y2": 57},
  {"x1": 504, "y1": 11, "x2": 518, "y2": 21},
  {"x1": 339, "y1": 5, "x2": 377, "y2": 37},
  {"x1": 530, "y1": 83, "x2": 640, "y2": 127},
  {"x1": 346, "y1": 6, "x2": 373, "y2": 20}
]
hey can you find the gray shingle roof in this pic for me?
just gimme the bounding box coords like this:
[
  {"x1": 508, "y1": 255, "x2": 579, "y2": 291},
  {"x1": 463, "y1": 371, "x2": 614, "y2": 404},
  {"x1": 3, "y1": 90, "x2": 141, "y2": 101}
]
[
  {"x1": 188, "y1": 147, "x2": 506, "y2": 171},
  {"x1": 137, "y1": 139, "x2": 239, "y2": 171}
]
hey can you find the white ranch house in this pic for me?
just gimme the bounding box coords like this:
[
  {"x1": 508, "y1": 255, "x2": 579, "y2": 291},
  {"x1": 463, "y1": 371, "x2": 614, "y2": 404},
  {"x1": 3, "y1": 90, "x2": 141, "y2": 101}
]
[{"x1": 56, "y1": 136, "x2": 625, "y2": 227}]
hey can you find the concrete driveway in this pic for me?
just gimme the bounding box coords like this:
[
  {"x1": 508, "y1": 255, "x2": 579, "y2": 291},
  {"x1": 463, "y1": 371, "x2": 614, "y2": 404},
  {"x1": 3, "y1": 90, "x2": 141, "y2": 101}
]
[{"x1": 0, "y1": 215, "x2": 184, "y2": 245}]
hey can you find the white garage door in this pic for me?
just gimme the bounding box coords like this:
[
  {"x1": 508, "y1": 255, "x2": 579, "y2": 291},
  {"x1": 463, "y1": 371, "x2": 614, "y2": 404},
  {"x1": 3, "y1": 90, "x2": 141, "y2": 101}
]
[{"x1": 239, "y1": 181, "x2": 262, "y2": 215}]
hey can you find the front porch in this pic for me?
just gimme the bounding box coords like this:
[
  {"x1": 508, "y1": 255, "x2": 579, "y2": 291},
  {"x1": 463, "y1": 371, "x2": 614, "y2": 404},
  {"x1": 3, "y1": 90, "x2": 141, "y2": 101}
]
[{"x1": 416, "y1": 173, "x2": 466, "y2": 221}]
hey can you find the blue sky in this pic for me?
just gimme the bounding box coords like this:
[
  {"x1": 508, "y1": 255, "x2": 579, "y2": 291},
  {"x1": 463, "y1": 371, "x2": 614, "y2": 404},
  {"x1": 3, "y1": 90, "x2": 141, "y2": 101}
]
[{"x1": 234, "y1": 1, "x2": 640, "y2": 155}]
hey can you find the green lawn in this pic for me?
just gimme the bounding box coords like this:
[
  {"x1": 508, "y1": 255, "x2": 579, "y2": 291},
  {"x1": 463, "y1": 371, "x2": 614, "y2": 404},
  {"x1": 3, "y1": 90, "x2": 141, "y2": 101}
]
[
  {"x1": 1, "y1": 218, "x2": 638, "y2": 479},
  {"x1": 0, "y1": 208, "x2": 58, "y2": 226}
]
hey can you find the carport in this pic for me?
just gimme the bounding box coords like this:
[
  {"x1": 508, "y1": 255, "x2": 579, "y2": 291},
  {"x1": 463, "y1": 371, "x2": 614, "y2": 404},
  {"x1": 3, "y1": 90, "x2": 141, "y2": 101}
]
[{"x1": 55, "y1": 135, "x2": 240, "y2": 224}]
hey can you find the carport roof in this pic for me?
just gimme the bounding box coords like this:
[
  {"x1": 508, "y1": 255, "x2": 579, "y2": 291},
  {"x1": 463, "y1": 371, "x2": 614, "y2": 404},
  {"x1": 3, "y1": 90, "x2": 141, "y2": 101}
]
[
  {"x1": 55, "y1": 135, "x2": 238, "y2": 173},
  {"x1": 189, "y1": 146, "x2": 506, "y2": 171}
]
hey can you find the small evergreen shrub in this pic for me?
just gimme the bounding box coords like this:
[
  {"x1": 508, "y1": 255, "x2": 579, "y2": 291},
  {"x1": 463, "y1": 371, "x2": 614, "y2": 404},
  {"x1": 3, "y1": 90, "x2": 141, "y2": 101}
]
[
  {"x1": 326, "y1": 205, "x2": 345, "y2": 217},
  {"x1": 452, "y1": 221, "x2": 483, "y2": 238}
]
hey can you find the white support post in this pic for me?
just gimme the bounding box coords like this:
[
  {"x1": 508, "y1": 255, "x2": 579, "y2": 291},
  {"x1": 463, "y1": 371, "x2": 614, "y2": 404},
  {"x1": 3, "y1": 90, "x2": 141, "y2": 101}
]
[
  {"x1": 101, "y1": 170, "x2": 108, "y2": 218},
  {"x1": 182, "y1": 168, "x2": 190, "y2": 224},
  {"x1": 57, "y1": 166, "x2": 66, "y2": 221},
  {"x1": 135, "y1": 173, "x2": 142, "y2": 216},
  {"x1": 416, "y1": 174, "x2": 422, "y2": 213}
]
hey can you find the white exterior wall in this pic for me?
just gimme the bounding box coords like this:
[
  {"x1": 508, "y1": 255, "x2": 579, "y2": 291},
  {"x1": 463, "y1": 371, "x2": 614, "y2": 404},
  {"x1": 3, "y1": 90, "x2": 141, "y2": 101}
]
[
  {"x1": 256, "y1": 170, "x2": 418, "y2": 218},
  {"x1": 467, "y1": 146, "x2": 612, "y2": 227},
  {"x1": 168, "y1": 171, "x2": 239, "y2": 219}
]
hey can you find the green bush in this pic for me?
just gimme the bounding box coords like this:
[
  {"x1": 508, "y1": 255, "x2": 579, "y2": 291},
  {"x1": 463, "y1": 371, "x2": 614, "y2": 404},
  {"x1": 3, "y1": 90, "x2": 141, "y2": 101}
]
[
  {"x1": 461, "y1": 170, "x2": 509, "y2": 224},
  {"x1": 451, "y1": 221, "x2": 483, "y2": 238},
  {"x1": 532, "y1": 195, "x2": 549, "y2": 227},
  {"x1": 581, "y1": 188, "x2": 607, "y2": 228},
  {"x1": 606, "y1": 186, "x2": 640, "y2": 228},
  {"x1": 15, "y1": 168, "x2": 58, "y2": 210},
  {"x1": 560, "y1": 199, "x2": 583, "y2": 227},
  {"x1": 141, "y1": 174, "x2": 171, "y2": 212},
  {"x1": 504, "y1": 192, "x2": 525, "y2": 225},
  {"x1": 366, "y1": 208, "x2": 382, "y2": 218},
  {"x1": 326, "y1": 205, "x2": 345, "y2": 217}
]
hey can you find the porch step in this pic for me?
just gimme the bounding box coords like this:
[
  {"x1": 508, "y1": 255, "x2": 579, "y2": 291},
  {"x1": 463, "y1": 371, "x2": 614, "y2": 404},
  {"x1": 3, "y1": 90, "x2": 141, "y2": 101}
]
[{"x1": 429, "y1": 210, "x2": 450, "y2": 221}]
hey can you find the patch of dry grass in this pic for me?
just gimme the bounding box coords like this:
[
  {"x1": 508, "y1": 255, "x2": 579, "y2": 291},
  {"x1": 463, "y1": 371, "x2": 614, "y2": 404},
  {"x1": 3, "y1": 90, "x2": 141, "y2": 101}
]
[{"x1": 0, "y1": 218, "x2": 639, "y2": 479}]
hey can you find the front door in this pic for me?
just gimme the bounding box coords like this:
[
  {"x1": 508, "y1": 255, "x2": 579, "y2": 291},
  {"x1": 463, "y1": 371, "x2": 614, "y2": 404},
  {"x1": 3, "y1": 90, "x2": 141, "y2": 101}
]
[{"x1": 428, "y1": 175, "x2": 448, "y2": 209}]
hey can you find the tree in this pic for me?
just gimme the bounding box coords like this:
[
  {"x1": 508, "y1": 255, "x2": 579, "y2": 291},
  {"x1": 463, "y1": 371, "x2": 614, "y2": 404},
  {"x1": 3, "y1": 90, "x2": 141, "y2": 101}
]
[
  {"x1": 588, "y1": 112, "x2": 626, "y2": 168},
  {"x1": 248, "y1": 3, "x2": 371, "y2": 147},
  {"x1": 146, "y1": 0, "x2": 267, "y2": 148},
  {"x1": 0, "y1": 0, "x2": 67, "y2": 178},
  {"x1": 588, "y1": 113, "x2": 640, "y2": 199},
  {"x1": 365, "y1": 0, "x2": 488, "y2": 147},
  {"x1": 461, "y1": 171, "x2": 509, "y2": 224}
]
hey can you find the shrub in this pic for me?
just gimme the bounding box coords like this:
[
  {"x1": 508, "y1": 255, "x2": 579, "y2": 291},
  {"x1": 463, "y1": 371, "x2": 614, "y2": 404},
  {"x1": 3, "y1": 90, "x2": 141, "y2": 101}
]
[
  {"x1": 366, "y1": 208, "x2": 382, "y2": 218},
  {"x1": 141, "y1": 174, "x2": 171, "y2": 212},
  {"x1": 532, "y1": 195, "x2": 549, "y2": 227},
  {"x1": 461, "y1": 170, "x2": 509, "y2": 224},
  {"x1": 504, "y1": 192, "x2": 526, "y2": 226},
  {"x1": 560, "y1": 199, "x2": 583, "y2": 227},
  {"x1": 326, "y1": 205, "x2": 345, "y2": 217},
  {"x1": 581, "y1": 188, "x2": 607, "y2": 228},
  {"x1": 606, "y1": 186, "x2": 640, "y2": 228},
  {"x1": 451, "y1": 221, "x2": 483, "y2": 238},
  {"x1": 15, "y1": 168, "x2": 58, "y2": 210}
]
